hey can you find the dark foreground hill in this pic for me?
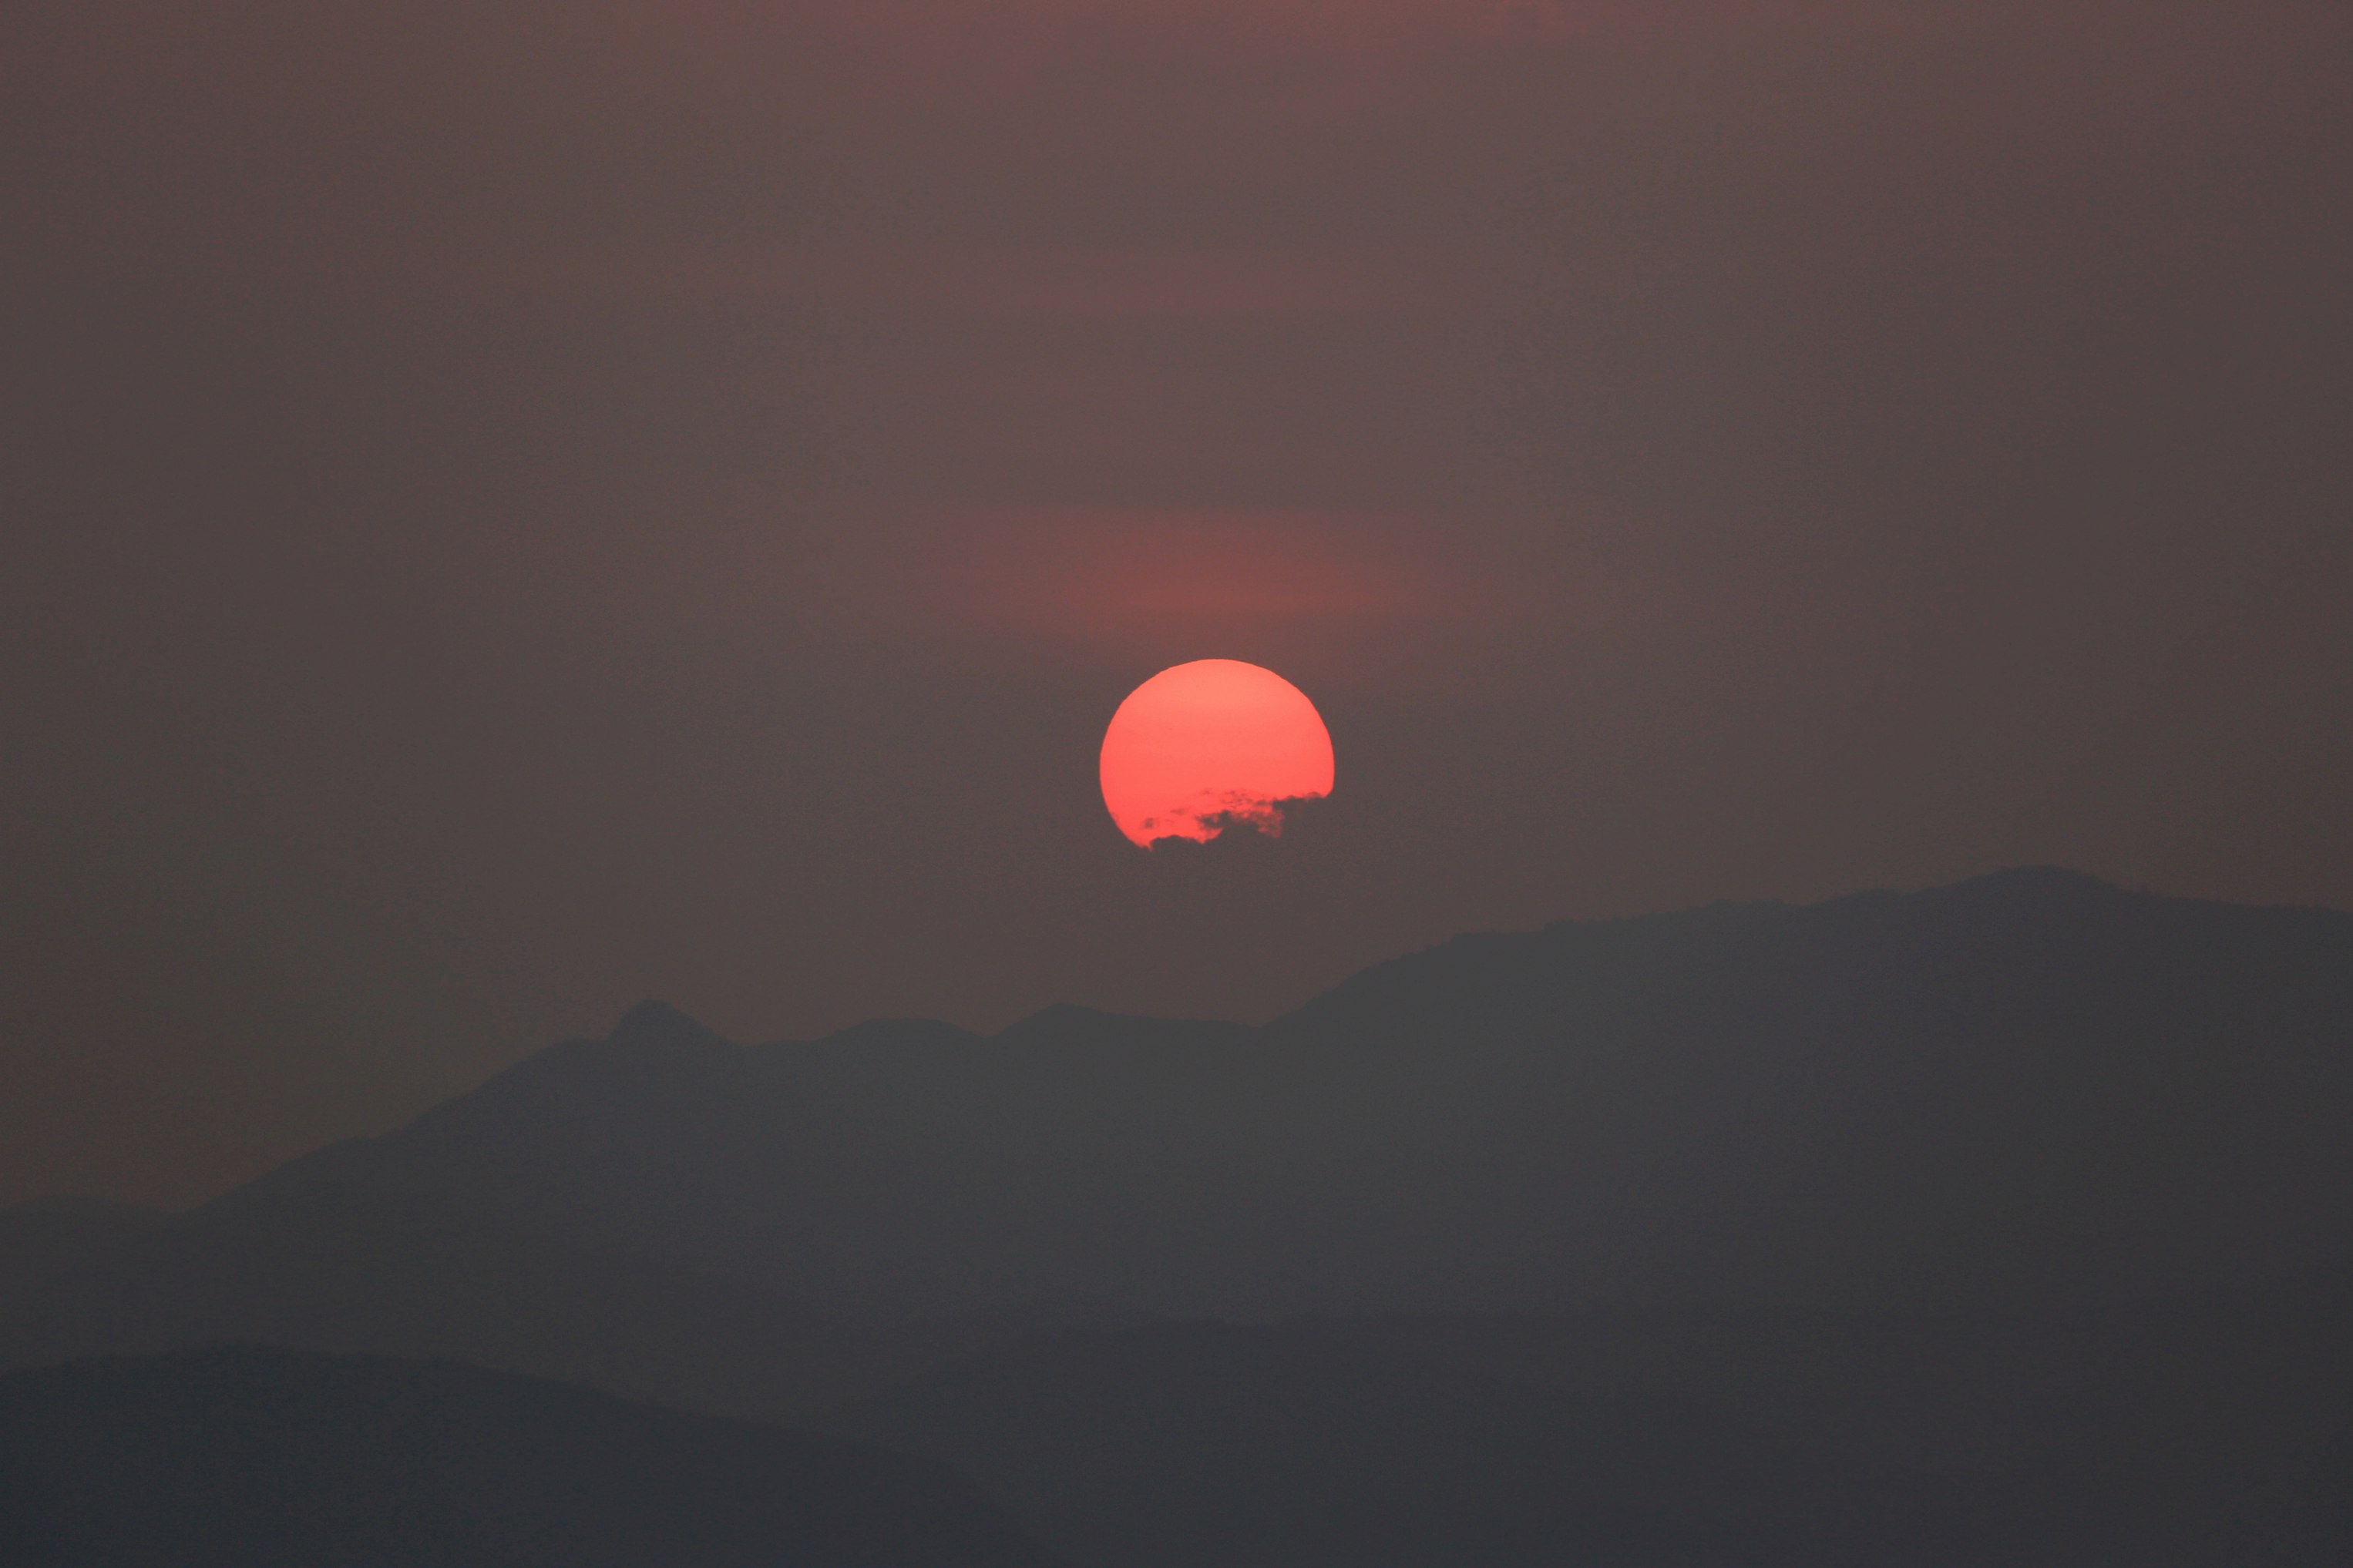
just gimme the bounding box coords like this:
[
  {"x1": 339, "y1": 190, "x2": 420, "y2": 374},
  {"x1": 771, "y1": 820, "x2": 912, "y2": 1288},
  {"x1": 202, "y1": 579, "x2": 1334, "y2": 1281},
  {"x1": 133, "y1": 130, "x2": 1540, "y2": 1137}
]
[
  {"x1": 220, "y1": 868, "x2": 2353, "y2": 1318},
  {"x1": 0, "y1": 1345, "x2": 1061, "y2": 1568},
  {"x1": 814, "y1": 1303, "x2": 2353, "y2": 1568}
]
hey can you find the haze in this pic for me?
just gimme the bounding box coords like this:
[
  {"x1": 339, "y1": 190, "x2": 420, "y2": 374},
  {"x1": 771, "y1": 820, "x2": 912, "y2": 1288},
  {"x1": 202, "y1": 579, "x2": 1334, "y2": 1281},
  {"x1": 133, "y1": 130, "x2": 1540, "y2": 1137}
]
[{"x1": 2, "y1": 0, "x2": 2348, "y2": 1207}]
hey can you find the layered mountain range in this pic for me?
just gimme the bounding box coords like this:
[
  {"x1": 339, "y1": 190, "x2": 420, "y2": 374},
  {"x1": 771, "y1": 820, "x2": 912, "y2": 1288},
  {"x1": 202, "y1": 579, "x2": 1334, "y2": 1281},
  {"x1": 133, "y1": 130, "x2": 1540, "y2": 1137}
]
[
  {"x1": 202, "y1": 867, "x2": 2353, "y2": 1318},
  {"x1": 5, "y1": 868, "x2": 2349, "y2": 1563}
]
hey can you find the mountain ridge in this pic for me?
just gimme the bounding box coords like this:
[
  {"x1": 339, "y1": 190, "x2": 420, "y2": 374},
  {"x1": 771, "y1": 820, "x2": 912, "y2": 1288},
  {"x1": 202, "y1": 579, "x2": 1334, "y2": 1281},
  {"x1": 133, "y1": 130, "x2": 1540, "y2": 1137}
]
[{"x1": 172, "y1": 867, "x2": 2353, "y2": 1319}]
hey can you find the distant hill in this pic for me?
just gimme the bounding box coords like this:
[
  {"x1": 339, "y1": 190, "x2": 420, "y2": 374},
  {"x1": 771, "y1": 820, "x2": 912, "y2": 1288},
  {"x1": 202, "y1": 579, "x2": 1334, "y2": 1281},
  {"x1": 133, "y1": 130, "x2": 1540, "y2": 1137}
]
[
  {"x1": 0, "y1": 1182, "x2": 896, "y2": 1419},
  {"x1": 0, "y1": 1344, "x2": 1062, "y2": 1568},
  {"x1": 210, "y1": 869, "x2": 2353, "y2": 1318},
  {"x1": 0, "y1": 1182, "x2": 1159, "y2": 1422}
]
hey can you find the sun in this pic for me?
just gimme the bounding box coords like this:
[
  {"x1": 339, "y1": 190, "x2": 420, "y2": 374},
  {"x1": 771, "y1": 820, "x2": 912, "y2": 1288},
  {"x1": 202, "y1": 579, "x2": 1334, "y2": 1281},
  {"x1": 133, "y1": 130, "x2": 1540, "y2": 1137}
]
[{"x1": 1099, "y1": 660, "x2": 1335, "y2": 848}]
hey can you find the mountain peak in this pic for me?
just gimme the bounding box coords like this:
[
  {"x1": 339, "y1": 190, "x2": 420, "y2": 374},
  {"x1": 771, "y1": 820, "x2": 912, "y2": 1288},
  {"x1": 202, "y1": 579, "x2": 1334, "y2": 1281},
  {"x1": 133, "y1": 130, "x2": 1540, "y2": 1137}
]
[
  {"x1": 1001, "y1": 1003, "x2": 1122, "y2": 1032},
  {"x1": 1918, "y1": 865, "x2": 2145, "y2": 908},
  {"x1": 1961, "y1": 865, "x2": 2122, "y2": 891},
  {"x1": 991, "y1": 1003, "x2": 1251, "y2": 1049},
  {"x1": 607, "y1": 999, "x2": 734, "y2": 1051}
]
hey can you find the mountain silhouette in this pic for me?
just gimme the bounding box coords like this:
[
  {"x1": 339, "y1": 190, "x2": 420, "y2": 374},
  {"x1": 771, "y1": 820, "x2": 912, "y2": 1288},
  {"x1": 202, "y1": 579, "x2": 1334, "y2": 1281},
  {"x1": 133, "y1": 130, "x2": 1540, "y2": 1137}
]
[
  {"x1": 0, "y1": 1200, "x2": 162, "y2": 1302},
  {"x1": 0, "y1": 1345, "x2": 1061, "y2": 1567},
  {"x1": 207, "y1": 868, "x2": 2353, "y2": 1318},
  {"x1": 4, "y1": 870, "x2": 2348, "y2": 1565}
]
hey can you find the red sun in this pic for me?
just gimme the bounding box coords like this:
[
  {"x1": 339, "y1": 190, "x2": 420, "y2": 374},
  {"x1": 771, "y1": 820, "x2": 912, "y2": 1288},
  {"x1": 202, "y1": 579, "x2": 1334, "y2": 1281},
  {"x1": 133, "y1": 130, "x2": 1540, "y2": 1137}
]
[{"x1": 1099, "y1": 660, "x2": 1335, "y2": 848}]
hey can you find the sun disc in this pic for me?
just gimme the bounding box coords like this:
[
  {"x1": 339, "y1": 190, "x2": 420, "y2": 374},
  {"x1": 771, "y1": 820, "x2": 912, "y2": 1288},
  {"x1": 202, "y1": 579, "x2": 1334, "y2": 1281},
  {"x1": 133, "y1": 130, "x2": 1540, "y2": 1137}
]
[{"x1": 1098, "y1": 660, "x2": 1334, "y2": 848}]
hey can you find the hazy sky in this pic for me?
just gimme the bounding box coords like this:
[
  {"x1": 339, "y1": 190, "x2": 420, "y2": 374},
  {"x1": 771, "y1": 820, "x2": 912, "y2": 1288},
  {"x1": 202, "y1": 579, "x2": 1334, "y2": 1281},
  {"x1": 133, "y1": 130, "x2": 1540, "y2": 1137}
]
[{"x1": 4, "y1": 0, "x2": 2348, "y2": 1206}]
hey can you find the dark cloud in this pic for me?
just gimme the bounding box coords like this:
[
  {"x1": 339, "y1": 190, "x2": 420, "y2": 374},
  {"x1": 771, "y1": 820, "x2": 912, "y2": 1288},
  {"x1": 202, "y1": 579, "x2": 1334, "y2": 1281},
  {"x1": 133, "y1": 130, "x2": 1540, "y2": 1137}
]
[{"x1": 1145, "y1": 791, "x2": 1333, "y2": 850}]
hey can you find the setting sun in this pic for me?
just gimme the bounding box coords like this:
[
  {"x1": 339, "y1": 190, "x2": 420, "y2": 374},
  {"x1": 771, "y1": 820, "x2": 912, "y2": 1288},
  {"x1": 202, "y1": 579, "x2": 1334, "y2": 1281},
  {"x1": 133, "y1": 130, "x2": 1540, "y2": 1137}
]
[{"x1": 1098, "y1": 660, "x2": 1335, "y2": 848}]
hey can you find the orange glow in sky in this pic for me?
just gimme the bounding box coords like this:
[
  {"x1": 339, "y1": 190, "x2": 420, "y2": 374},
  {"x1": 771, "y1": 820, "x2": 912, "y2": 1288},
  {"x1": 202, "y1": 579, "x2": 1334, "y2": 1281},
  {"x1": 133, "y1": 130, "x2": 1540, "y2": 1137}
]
[{"x1": 1099, "y1": 660, "x2": 1335, "y2": 847}]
